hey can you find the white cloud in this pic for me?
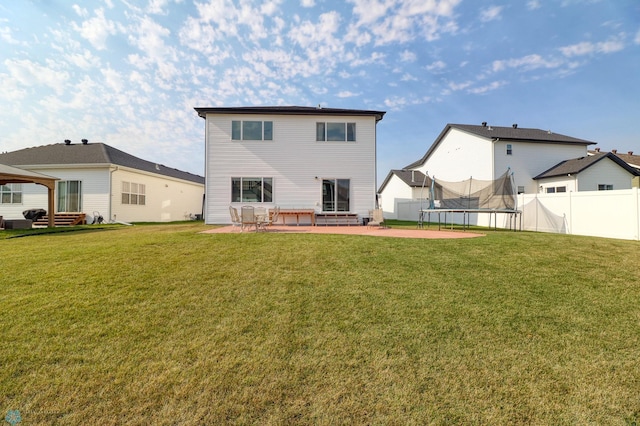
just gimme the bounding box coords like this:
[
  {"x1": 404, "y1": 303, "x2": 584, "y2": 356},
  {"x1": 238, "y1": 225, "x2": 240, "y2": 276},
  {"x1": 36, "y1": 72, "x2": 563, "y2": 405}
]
[
  {"x1": 4, "y1": 58, "x2": 70, "y2": 95},
  {"x1": 480, "y1": 6, "x2": 503, "y2": 22},
  {"x1": 337, "y1": 90, "x2": 360, "y2": 98},
  {"x1": 635, "y1": 30, "x2": 640, "y2": 45},
  {"x1": 492, "y1": 54, "x2": 563, "y2": 72},
  {"x1": 147, "y1": 0, "x2": 170, "y2": 14},
  {"x1": 400, "y1": 49, "x2": 416, "y2": 62},
  {"x1": 102, "y1": 67, "x2": 124, "y2": 92},
  {"x1": 426, "y1": 60, "x2": 446, "y2": 72},
  {"x1": 400, "y1": 73, "x2": 417, "y2": 81},
  {"x1": 447, "y1": 80, "x2": 473, "y2": 91},
  {"x1": 301, "y1": 0, "x2": 315, "y2": 6},
  {"x1": 348, "y1": 0, "x2": 461, "y2": 45},
  {"x1": 526, "y1": 1, "x2": 541, "y2": 10},
  {"x1": 72, "y1": 8, "x2": 118, "y2": 50},
  {"x1": 0, "y1": 26, "x2": 22, "y2": 45},
  {"x1": 72, "y1": 4, "x2": 89, "y2": 17},
  {"x1": 559, "y1": 38, "x2": 625, "y2": 57},
  {"x1": 468, "y1": 80, "x2": 507, "y2": 94}
]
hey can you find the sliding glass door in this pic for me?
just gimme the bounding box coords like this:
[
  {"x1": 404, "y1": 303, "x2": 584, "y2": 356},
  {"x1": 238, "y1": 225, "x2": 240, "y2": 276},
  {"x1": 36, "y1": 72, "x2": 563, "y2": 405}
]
[{"x1": 57, "y1": 180, "x2": 82, "y2": 212}]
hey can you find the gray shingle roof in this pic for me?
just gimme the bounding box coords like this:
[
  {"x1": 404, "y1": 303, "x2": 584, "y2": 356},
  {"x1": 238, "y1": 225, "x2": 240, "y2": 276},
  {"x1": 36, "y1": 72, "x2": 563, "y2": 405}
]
[
  {"x1": 589, "y1": 150, "x2": 640, "y2": 170},
  {"x1": 378, "y1": 169, "x2": 432, "y2": 193},
  {"x1": 533, "y1": 152, "x2": 640, "y2": 179},
  {"x1": 0, "y1": 143, "x2": 204, "y2": 184},
  {"x1": 405, "y1": 123, "x2": 596, "y2": 169},
  {"x1": 194, "y1": 105, "x2": 386, "y2": 121}
]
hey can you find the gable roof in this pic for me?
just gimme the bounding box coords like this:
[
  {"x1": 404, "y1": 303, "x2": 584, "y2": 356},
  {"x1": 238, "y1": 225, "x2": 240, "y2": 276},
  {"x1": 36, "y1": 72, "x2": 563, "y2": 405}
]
[
  {"x1": 589, "y1": 150, "x2": 640, "y2": 170},
  {"x1": 533, "y1": 152, "x2": 640, "y2": 180},
  {"x1": 378, "y1": 169, "x2": 431, "y2": 193},
  {"x1": 405, "y1": 123, "x2": 596, "y2": 169},
  {"x1": 0, "y1": 143, "x2": 204, "y2": 184},
  {"x1": 194, "y1": 105, "x2": 386, "y2": 122}
]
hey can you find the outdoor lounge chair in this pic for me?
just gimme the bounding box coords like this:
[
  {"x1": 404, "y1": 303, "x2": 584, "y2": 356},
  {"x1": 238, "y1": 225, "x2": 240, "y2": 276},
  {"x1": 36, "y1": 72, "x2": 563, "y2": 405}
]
[
  {"x1": 229, "y1": 206, "x2": 242, "y2": 232},
  {"x1": 368, "y1": 208, "x2": 386, "y2": 228}
]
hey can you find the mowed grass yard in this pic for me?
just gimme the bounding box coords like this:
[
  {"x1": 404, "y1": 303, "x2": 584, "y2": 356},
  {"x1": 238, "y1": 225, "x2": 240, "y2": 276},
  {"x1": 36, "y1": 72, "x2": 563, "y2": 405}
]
[{"x1": 1, "y1": 222, "x2": 639, "y2": 425}]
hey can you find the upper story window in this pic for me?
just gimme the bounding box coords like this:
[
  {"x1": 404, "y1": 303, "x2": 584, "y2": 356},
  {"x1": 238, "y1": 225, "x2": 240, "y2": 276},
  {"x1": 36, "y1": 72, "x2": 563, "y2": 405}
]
[
  {"x1": 506, "y1": 144, "x2": 512, "y2": 155},
  {"x1": 598, "y1": 184, "x2": 613, "y2": 191},
  {"x1": 232, "y1": 120, "x2": 273, "y2": 141},
  {"x1": 122, "y1": 181, "x2": 146, "y2": 205},
  {"x1": 316, "y1": 122, "x2": 356, "y2": 142},
  {"x1": 0, "y1": 183, "x2": 22, "y2": 204}
]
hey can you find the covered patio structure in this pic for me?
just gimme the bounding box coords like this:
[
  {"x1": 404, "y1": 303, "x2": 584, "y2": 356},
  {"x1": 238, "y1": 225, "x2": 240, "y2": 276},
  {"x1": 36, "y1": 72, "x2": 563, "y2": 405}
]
[{"x1": 0, "y1": 163, "x2": 59, "y2": 228}]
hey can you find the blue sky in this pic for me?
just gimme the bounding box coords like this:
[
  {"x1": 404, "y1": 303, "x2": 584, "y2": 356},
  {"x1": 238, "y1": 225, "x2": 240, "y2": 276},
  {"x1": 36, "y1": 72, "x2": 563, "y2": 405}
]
[{"x1": 1, "y1": 0, "x2": 639, "y2": 184}]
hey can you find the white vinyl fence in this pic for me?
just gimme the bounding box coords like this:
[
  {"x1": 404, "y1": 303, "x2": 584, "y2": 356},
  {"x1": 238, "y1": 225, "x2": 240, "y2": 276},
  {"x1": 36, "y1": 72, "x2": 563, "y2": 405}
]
[{"x1": 394, "y1": 188, "x2": 640, "y2": 240}]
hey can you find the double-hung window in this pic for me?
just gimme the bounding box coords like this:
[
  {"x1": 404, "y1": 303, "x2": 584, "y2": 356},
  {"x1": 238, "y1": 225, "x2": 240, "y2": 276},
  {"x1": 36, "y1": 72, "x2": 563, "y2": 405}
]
[
  {"x1": 322, "y1": 179, "x2": 350, "y2": 212},
  {"x1": 506, "y1": 144, "x2": 513, "y2": 155},
  {"x1": 316, "y1": 122, "x2": 356, "y2": 141},
  {"x1": 232, "y1": 121, "x2": 273, "y2": 141},
  {"x1": 0, "y1": 184, "x2": 22, "y2": 204},
  {"x1": 232, "y1": 177, "x2": 273, "y2": 202},
  {"x1": 122, "y1": 181, "x2": 146, "y2": 205}
]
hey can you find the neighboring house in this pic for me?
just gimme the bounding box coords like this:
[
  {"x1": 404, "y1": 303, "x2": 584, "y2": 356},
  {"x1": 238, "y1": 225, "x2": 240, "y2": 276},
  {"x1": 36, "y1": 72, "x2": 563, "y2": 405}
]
[
  {"x1": 590, "y1": 148, "x2": 640, "y2": 171},
  {"x1": 0, "y1": 141, "x2": 204, "y2": 223},
  {"x1": 380, "y1": 123, "x2": 596, "y2": 218},
  {"x1": 534, "y1": 152, "x2": 640, "y2": 193},
  {"x1": 194, "y1": 106, "x2": 385, "y2": 224},
  {"x1": 377, "y1": 169, "x2": 431, "y2": 218}
]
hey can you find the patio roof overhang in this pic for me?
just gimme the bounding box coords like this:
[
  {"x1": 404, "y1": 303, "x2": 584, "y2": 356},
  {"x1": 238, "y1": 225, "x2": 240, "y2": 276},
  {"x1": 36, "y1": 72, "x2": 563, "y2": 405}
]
[{"x1": 0, "y1": 164, "x2": 59, "y2": 228}]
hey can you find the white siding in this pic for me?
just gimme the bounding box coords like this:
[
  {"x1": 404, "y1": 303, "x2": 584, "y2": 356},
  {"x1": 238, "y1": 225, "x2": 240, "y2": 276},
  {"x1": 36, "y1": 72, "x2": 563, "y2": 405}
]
[
  {"x1": 379, "y1": 174, "x2": 414, "y2": 219},
  {"x1": 205, "y1": 113, "x2": 378, "y2": 224},
  {"x1": 493, "y1": 141, "x2": 586, "y2": 193},
  {"x1": 412, "y1": 128, "x2": 493, "y2": 181},
  {"x1": 0, "y1": 167, "x2": 110, "y2": 222},
  {"x1": 537, "y1": 176, "x2": 577, "y2": 193},
  {"x1": 1, "y1": 166, "x2": 204, "y2": 223},
  {"x1": 111, "y1": 168, "x2": 204, "y2": 223},
  {"x1": 575, "y1": 159, "x2": 635, "y2": 191}
]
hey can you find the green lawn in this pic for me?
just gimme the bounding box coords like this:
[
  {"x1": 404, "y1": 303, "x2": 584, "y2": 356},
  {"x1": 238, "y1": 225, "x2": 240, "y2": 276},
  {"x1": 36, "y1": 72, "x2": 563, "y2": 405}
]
[{"x1": 1, "y1": 223, "x2": 639, "y2": 424}]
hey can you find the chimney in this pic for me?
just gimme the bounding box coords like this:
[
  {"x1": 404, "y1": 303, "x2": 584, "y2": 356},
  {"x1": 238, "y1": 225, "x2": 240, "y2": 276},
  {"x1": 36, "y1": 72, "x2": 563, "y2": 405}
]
[
  {"x1": 612, "y1": 149, "x2": 617, "y2": 154},
  {"x1": 481, "y1": 122, "x2": 487, "y2": 127},
  {"x1": 595, "y1": 147, "x2": 600, "y2": 152},
  {"x1": 512, "y1": 124, "x2": 518, "y2": 129},
  {"x1": 628, "y1": 151, "x2": 634, "y2": 155},
  {"x1": 64, "y1": 139, "x2": 71, "y2": 145},
  {"x1": 81, "y1": 139, "x2": 88, "y2": 145}
]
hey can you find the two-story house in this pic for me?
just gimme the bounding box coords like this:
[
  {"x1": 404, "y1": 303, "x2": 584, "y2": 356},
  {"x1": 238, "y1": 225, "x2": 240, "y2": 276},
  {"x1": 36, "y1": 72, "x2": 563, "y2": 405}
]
[
  {"x1": 194, "y1": 106, "x2": 386, "y2": 224},
  {"x1": 379, "y1": 123, "x2": 597, "y2": 218}
]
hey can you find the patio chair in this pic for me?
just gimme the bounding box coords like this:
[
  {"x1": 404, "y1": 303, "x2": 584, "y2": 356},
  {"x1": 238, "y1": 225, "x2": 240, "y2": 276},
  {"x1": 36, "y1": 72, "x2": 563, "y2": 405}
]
[
  {"x1": 240, "y1": 206, "x2": 257, "y2": 232},
  {"x1": 229, "y1": 206, "x2": 242, "y2": 232},
  {"x1": 270, "y1": 206, "x2": 280, "y2": 226},
  {"x1": 368, "y1": 208, "x2": 386, "y2": 228},
  {"x1": 255, "y1": 206, "x2": 268, "y2": 231}
]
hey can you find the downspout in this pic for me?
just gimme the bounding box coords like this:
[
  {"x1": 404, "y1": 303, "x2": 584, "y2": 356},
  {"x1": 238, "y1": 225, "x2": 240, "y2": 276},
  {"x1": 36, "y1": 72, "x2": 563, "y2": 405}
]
[{"x1": 109, "y1": 166, "x2": 118, "y2": 222}]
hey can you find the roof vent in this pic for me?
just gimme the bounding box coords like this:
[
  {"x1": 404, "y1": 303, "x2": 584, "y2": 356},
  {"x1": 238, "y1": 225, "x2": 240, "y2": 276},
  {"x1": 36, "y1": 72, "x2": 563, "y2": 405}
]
[
  {"x1": 481, "y1": 122, "x2": 487, "y2": 127},
  {"x1": 595, "y1": 147, "x2": 600, "y2": 152},
  {"x1": 612, "y1": 149, "x2": 617, "y2": 154},
  {"x1": 512, "y1": 124, "x2": 518, "y2": 129},
  {"x1": 628, "y1": 151, "x2": 634, "y2": 155},
  {"x1": 64, "y1": 139, "x2": 71, "y2": 145},
  {"x1": 81, "y1": 139, "x2": 88, "y2": 145}
]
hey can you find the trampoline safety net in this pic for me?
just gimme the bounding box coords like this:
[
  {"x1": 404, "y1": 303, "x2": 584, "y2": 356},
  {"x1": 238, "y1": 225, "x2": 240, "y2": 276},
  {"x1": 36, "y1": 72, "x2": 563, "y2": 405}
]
[{"x1": 430, "y1": 170, "x2": 516, "y2": 210}]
